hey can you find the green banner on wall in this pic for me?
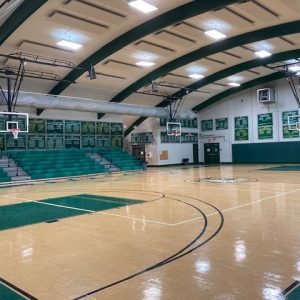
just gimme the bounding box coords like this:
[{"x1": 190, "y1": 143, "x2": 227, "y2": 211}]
[
  {"x1": 96, "y1": 122, "x2": 110, "y2": 135},
  {"x1": 6, "y1": 134, "x2": 26, "y2": 149},
  {"x1": 65, "y1": 135, "x2": 81, "y2": 149},
  {"x1": 47, "y1": 135, "x2": 64, "y2": 149},
  {"x1": 201, "y1": 119, "x2": 213, "y2": 131},
  {"x1": 258, "y1": 113, "x2": 273, "y2": 126},
  {"x1": 65, "y1": 120, "x2": 81, "y2": 134},
  {"x1": 235, "y1": 129, "x2": 248, "y2": 141},
  {"x1": 96, "y1": 136, "x2": 110, "y2": 148},
  {"x1": 0, "y1": 134, "x2": 5, "y2": 150},
  {"x1": 282, "y1": 110, "x2": 298, "y2": 124},
  {"x1": 235, "y1": 116, "x2": 248, "y2": 128},
  {"x1": 81, "y1": 135, "x2": 96, "y2": 148},
  {"x1": 282, "y1": 110, "x2": 299, "y2": 138},
  {"x1": 110, "y1": 123, "x2": 123, "y2": 135},
  {"x1": 258, "y1": 126, "x2": 273, "y2": 139},
  {"x1": 215, "y1": 118, "x2": 228, "y2": 130},
  {"x1": 29, "y1": 119, "x2": 45, "y2": 133},
  {"x1": 81, "y1": 121, "x2": 95, "y2": 135},
  {"x1": 28, "y1": 135, "x2": 46, "y2": 149},
  {"x1": 283, "y1": 125, "x2": 299, "y2": 138},
  {"x1": 46, "y1": 120, "x2": 64, "y2": 134},
  {"x1": 111, "y1": 136, "x2": 123, "y2": 148}
]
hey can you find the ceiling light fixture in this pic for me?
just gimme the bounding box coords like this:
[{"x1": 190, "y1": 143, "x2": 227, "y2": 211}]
[
  {"x1": 204, "y1": 29, "x2": 226, "y2": 40},
  {"x1": 189, "y1": 74, "x2": 204, "y2": 80},
  {"x1": 255, "y1": 50, "x2": 271, "y2": 58},
  {"x1": 288, "y1": 65, "x2": 300, "y2": 72},
  {"x1": 228, "y1": 82, "x2": 241, "y2": 87},
  {"x1": 128, "y1": 0, "x2": 158, "y2": 13},
  {"x1": 57, "y1": 40, "x2": 82, "y2": 50},
  {"x1": 136, "y1": 61, "x2": 155, "y2": 67}
]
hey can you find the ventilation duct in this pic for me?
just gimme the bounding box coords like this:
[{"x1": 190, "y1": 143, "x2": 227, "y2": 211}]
[{"x1": 1, "y1": 91, "x2": 197, "y2": 120}]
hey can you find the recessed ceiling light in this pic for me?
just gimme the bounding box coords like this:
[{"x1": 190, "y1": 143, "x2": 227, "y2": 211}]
[
  {"x1": 189, "y1": 74, "x2": 204, "y2": 79},
  {"x1": 255, "y1": 50, "x2": 271, "y2": 58},
  {"x1": 136, "y1": 61, "x2": 155, "y2": 67},
  {"x1": 128, "y1": 0, "x2": 158, "y2": 13},
  {"x1": 204, "y1": 29, "x2": 226, "y2": 40},
  {"x1": 289, "y1": 65, "x2": 300, "y2": 72},
  {"x1": 228, "y1": 82, "x2": 241, "y2": 87},
  {"x1": 57, "y1": 40, "x2": 82, "y2": 50}
]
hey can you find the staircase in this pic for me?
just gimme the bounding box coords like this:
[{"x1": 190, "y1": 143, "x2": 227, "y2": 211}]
[
  {"x1": 88, "y1": 153, "x2": 120, "y2": 172},
  {"x1": 0, "y1": 156, "x2": 31, "y2": 181}
]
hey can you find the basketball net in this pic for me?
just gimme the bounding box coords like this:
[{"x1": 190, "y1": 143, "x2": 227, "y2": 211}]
[{"x1": 10, "y1": 128, "x2": 20, "y2": 139}]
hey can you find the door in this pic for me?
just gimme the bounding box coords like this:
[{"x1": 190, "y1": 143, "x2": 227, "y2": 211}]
[
  {"x1": 193, "y1": 143, "x2": 199, "y2": 164},
  {"x1": 132, "y1": 144, "x2": 145, "y2": 162},
  {"x1": 204, "y1": 143, "x2": 220, "y2": 165}
]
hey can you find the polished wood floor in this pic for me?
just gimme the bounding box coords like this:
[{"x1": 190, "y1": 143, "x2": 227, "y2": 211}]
[{"x1": 0, "y1": 165, "x2": 299, "y2": 300}]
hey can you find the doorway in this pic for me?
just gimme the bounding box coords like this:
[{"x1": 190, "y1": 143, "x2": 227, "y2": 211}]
[{"x1": 204, "y1": 143, "x2": 220, "y2": 165}]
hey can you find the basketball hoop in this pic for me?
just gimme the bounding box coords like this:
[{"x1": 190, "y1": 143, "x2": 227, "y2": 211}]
[{"x1": 10, "y1": 128, "x2": 20, "y2": 139}]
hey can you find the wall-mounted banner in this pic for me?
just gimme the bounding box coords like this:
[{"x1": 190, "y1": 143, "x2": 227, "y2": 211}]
[
  {"x1": 235, "y1": 116, "x2": 248, "y2": 141},
  {"x1": 282, "y1": 110, "x2": 299, "y2": 138},
  {"x1": 215, "y1": 118, "x2": 228, "y2": 130},
  {"x1": 201, "y1": 119, "x2": 213, "y2": 132},
  {"x1": 258, "y1": 113, "x2": 273, "y2": 126}
]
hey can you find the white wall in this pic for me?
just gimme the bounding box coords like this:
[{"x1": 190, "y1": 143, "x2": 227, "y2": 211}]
[{"x1": 197, "y1": 78, "x2": 300, "y2": 163}]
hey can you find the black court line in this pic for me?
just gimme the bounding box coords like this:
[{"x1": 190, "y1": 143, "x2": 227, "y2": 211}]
[
  {"x1": 73, "y1": 193, "x2": 223, "y2": 299},
  {"x1": 0, "y1": 277, "x2": 38, "y2": 300},
  {"x1": 282, "y1": 281, "x2": 300, "y2": 297}
]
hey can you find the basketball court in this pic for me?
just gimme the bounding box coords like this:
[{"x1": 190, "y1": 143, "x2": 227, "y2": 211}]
[
  {"x1": 1, "y1": 1, "x2": 300, "y2": 299},
  {"x1": 0, "y1": 165, "x2": 298, "y2": 299}
]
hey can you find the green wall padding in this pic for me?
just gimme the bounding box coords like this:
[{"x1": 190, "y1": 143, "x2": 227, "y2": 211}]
[{"x1": 232, "y1": 142, "x2": 300, "y2": 163}]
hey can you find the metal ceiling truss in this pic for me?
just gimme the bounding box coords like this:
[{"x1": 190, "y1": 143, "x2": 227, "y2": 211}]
[
  {"x1": 124, "y1": 48, "x2": 300, "y2": 136},
  {"x1": 112, "y1": 20, "x2": 300, "y2": 105}
]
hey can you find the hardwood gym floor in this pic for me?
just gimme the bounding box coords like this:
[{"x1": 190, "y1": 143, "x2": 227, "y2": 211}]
[{"x1": 0, "y1": 165, "x2": 299, "y2": 300}]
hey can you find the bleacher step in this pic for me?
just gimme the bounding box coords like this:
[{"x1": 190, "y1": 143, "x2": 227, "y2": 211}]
[{"x1": 11, "y1": 176, "x2": 31, "y2": 181}]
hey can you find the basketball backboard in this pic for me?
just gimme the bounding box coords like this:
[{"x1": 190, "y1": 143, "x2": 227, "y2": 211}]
[
  {"x1": 0, "y1": 112, "x2": 29, "y2": 133},
  {"x1": 166, "y1": 122, "x2": 181, "y2": 136}
]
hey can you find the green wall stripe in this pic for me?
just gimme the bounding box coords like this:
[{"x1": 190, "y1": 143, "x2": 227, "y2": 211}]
[
  {"x1": 0, "y1": 0, "x2": 48, "y2": 45},
  {"x1": 49, "y1": 0, "x2": 242, "y2": 95},
  {"x1": 193, "y1": 72, "x2": 285, "y2": 112},
  {"x1": 112, "y1": 20, "x2": 300, "y2": 104}
]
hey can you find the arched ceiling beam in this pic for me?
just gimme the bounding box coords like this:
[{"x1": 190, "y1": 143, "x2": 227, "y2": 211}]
[
  {"x1": 193, "y1": 72, "x2": 286, "y2": 112},
  {"x1": 0, "y1": 0, "x2": 48, "y2": 45},
  {"x1": 112, "y1": 20, "x2": 300, "y2": 104},
  {"x1": 49, "y1": 0, "x2": 243, "y2": 95},
  {"x1": 124, "y1": 72, "x2": 286, "y2": 137},
  {"x1": 158, "y1": 49, "x2": 300, "y2": 104}
]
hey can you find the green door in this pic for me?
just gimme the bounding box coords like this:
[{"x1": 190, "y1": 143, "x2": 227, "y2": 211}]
[
  {"x1": 193, "y1": 143, "x2": 199, "y2": 164},
  {"x1": 204, "y1": 143, "x2": 220, "y2": 165}
]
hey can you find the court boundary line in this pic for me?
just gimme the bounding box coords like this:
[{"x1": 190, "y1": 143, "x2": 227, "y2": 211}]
[
  {"x1": 2, "y1": 195, "x2": 175, "y2": 227},
  {"x1": 173, "y1": 187, "x2": 300, "y2": 226}
]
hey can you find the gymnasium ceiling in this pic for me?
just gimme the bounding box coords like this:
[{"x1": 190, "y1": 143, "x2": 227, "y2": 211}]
[{"x1": 0, "y1": 0, "x2": 300, "y2": 135}]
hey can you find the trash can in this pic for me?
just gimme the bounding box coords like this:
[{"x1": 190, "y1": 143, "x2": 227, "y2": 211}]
[
  {"x1": 182, "y1": 158, "x2": 189, "y2": 165},
  {"x1": 143, "y1": 162, "x2": 148, "y2": 170}
]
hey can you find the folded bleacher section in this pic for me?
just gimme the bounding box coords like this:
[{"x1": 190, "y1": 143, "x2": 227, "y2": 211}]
[
  {"x1": 0, "y1": 168, "x2": 11, "y2": 182},
  {"x1": 9, "y1": 150, "x2": 109, "y2": 180},
  {"x1": 98, "y1": 148, "x2": 143, "y2": 171}
]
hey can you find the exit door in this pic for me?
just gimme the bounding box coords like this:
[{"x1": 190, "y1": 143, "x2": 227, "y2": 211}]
[{"x1": 204, "y1": 143, "x2": 220, "y2": 165}]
